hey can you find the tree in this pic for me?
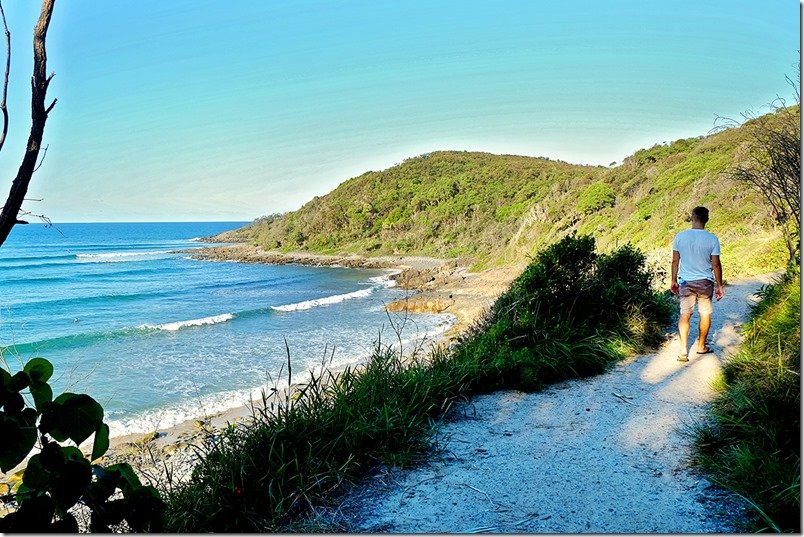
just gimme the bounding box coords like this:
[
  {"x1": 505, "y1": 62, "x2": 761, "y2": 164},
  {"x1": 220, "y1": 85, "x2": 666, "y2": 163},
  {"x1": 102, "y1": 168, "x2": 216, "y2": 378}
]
[
  {"x1": 715, "y1": 66, "x2": 801, "y2": 265},
  {"x1": 0, "y1": 0, "x2": 56, "y2": 248},
  {"x1": 0, "y1": 3, "x2": 166, "y2": 530}
]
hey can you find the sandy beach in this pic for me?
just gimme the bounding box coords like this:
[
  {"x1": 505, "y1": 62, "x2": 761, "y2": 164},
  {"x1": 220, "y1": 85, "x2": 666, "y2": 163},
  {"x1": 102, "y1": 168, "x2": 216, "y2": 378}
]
[{"x1": 97, "y1": 244, "x2": 520, "y2": 485}]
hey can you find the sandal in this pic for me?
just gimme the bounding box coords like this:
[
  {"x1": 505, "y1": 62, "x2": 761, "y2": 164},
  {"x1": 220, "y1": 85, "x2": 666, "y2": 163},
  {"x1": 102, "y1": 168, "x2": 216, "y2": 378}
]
[
  {"x1": 696, "y1": 347, "x2": 714, "y2": 355},
  {"x1": 677, "y1": 353, "x2": 689, "y2": 362}
]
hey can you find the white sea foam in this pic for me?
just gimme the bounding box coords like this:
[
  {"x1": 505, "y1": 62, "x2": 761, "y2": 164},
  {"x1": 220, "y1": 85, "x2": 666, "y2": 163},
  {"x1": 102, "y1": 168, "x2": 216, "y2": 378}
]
[
  {"x1": 76, "y1": 250, "x2": 171, "y2": 262},
  {"x1": 271, "y1": 287, "x2": 374, "y2": 312},
  {"x1": 141, "y1": 313, "x2": 235, "y2": 331},
  {"x1": 106, "y1": 383, "x2": 283, "y2": 438},
  {"x1": 368, "y1": 270, "x2": 400, "y2": 288},
  {"x1": 107, "y1": 312, "x2": 457, "y2": 438}
]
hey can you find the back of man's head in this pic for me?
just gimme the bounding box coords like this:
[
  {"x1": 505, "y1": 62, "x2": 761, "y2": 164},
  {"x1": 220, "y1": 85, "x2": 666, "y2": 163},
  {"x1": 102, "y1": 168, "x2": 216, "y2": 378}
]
[{"x1": 692, "y1": 206, "x2": 709, "y2": 224}]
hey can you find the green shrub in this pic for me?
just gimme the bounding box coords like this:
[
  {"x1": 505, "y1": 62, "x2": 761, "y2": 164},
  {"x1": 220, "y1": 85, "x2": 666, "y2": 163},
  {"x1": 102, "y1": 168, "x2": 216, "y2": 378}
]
[
  {"x1": 450, "y1": 234, "x2": 673, "y2": 392},
  {"x1": 576, "y1": 182, "x2": 616, "y2": 214}
]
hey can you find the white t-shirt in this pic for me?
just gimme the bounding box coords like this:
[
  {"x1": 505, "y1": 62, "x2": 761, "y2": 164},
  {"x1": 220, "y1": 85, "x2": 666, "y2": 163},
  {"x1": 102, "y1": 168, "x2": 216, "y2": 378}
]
[{"x1": 672, "y1": 228, "x2": 721, "y2": 282}]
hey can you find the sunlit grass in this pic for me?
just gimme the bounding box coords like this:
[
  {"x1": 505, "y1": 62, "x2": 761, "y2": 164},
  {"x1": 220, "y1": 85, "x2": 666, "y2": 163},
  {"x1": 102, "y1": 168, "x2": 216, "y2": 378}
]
[{"x1": 694, "y1": 269, "x2": 800, "y2": 532}]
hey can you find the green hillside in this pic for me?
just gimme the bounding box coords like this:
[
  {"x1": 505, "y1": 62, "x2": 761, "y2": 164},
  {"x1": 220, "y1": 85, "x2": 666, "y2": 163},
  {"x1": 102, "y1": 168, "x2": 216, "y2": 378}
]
[{"x1": 220, "y1": 107, "x2": 797, "y2": 277}]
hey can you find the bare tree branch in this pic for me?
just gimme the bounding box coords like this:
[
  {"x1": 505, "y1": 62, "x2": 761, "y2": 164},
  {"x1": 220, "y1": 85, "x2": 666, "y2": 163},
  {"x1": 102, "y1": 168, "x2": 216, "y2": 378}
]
[
  {"x1": 0, "y1": 0, "x2": 56, "y2": 247},
  {"x1": 0, "y1": 1, "x2": 11, "y2": 153},
  {"x1": 33, "y1": 144, "x2": 48, "y2": 172},
  {"x1": 724, "y1": 88, "x2": 801, "y2": 265}
]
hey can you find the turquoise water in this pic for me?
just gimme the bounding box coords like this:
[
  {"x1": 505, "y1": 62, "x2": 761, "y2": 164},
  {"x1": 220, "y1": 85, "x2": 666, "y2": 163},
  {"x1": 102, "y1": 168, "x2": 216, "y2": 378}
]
[{"x1": 0, "y1": 222, "x2": 453, "y2": 435}]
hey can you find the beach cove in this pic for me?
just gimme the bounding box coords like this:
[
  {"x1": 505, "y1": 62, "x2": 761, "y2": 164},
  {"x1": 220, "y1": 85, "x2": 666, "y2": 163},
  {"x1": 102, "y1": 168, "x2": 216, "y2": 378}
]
[
  {"x1": 99, "y1": 242, "x2": 517, "y2": 482},
  {"x1": 0, "y1": 224, "x2": 486, "y2": 477}
]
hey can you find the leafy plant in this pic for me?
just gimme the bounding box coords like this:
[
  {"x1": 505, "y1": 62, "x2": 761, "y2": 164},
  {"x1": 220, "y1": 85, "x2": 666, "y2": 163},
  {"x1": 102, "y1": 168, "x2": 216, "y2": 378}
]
[
  {"x1": 450, "y1": 234, "x2": 673, "y2": 392},
  {"x1": 0, "y1": 357, "x2": 164, "y2": 532},
  {"x1": 164, "y1": 343, "x2": 467, "y2": 532}
]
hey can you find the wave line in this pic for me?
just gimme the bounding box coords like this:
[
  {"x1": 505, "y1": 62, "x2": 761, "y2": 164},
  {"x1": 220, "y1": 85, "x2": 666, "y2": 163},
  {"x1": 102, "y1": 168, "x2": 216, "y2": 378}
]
[{"x1": 271, "y1": 287, "x2": 374, "y2": 312}]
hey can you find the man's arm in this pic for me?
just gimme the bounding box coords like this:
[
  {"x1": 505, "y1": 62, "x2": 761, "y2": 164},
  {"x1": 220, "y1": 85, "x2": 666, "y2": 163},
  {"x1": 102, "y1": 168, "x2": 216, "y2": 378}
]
[
  {"x1": 670, "y1": 250, "x2": 680, "y2": 294},
  {"x1": 712, "y1": 255, "x2": 724, "y2": 300}
]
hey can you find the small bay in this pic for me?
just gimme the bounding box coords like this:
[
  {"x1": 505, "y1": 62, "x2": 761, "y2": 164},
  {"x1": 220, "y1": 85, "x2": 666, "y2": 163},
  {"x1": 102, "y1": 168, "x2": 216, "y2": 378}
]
[{"x1": 0, "y1": 222, "x2": 452, "y2": 436}]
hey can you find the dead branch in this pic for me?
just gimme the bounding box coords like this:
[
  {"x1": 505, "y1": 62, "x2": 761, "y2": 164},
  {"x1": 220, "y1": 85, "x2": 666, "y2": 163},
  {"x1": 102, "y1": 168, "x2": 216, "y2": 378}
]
[
  {"x1": 0, "y1": 0, "x2": 56, "y2": 247},
  {"x1": 0, "y1": 1, "x2": 10, "y2": 153}
]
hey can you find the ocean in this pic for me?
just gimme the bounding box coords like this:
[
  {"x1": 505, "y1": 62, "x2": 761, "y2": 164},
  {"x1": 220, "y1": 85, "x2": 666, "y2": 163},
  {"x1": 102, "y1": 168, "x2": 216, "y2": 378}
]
[{"x1": 0, "y1": 222, "x2": 453, "y2": 436}]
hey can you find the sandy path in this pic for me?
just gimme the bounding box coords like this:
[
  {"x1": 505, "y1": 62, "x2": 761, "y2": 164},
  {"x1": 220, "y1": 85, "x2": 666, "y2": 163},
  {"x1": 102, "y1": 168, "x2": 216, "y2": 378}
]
[{"x1": 329, "y1": 274, "x2": 777, "y2": 533}]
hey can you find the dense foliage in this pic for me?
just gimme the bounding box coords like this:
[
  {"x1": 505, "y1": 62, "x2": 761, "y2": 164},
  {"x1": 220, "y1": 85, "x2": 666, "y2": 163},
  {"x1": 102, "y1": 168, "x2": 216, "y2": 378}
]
[
  {"x1": 0, "y1": 358, "x2": 164, "y2": 532},
  {"x1": 694, "y1": 269, "x2": 801, "y2": 532},
  {"x1": 221, "y1": 108, "x2": 798, "y2": 276},
  {"x1": 164, "y1": 345, "x2": 467, "y2": 532},
  {"x1": 164, "y1": 235, "x2": 672, "y2": 532},
  {"x1": 576, "y1": 181, "x2": 616, "y2": 214},
  {"x1": 224, "y1": 152, "x2": 600, "y2": 263},
  {"x1": 448, "y1": 234, "x2": 674, "y2": 391}
]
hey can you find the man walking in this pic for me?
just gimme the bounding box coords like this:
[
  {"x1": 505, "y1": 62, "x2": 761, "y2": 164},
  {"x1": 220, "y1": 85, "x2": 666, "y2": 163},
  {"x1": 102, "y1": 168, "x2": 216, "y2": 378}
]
[{"x1": 670, "y1": 206, "x2": 725, "y2": 362}]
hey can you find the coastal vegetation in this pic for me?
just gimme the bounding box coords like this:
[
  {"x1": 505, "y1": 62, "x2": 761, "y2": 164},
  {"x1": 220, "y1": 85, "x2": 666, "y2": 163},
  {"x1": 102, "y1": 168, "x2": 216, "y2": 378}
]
[
  {"x1": 203, "y1": 104, "x2": 799, "y2": 532},
  {"x1": 162, "y1": 234, "x2": 673, "y2": 532},
  {"x1": 219, "y1": 108, "x2": 796, "y2": 277},
  {"x1": 0, "y1": 357, "x2": 164, "y2": 532}
]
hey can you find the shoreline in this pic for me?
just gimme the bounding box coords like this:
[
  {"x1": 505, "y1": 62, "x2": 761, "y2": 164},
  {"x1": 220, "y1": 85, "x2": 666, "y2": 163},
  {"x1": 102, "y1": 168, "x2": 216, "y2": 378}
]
[
  {"x1": 0, "y1": 244, "x2": 518, "y2": 487},
  {"x1": 99, "y1": 244, "x2": 520, "y2": 484},
  {"x1": 182, "y1": 244, "x2": 521, "y2": 339}
]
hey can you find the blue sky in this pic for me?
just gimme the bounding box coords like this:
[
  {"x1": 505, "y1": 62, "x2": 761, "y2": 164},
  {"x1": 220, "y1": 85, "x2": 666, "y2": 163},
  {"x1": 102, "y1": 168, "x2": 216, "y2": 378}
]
[{"x1": 0, "y1": 1, "x2": 799, "y2": 222}]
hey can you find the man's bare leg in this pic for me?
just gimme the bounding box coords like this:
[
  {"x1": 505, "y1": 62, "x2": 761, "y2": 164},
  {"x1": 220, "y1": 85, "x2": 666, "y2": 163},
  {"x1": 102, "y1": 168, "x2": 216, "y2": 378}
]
[
  {"x1": 678, "y1": 311, "x2": 692, "y2": 357},
  {"x1": 697, "y1": 313, "x2": 711, "y2": 352}
]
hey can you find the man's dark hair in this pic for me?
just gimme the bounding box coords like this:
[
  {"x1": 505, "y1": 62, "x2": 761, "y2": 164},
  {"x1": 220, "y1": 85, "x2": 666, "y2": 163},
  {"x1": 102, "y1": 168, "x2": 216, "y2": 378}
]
[{"x1": 692, "y1": 206, "x2": 709, "y2": 224}]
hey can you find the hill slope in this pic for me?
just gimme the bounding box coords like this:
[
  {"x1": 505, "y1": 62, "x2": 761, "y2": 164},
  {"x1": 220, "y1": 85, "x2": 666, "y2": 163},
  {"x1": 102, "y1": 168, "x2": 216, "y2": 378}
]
[{"x1": 219, "y1": 108, "x2": 797, "y2": 277}]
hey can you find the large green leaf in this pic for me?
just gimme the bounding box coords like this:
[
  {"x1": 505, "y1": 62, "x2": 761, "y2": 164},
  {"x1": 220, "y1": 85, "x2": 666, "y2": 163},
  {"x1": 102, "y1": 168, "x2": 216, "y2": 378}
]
[
  {"x1": 24, "y1": 357, "x2": 54, "y2": 383},
  {"x1": 91, "y1": 423, "x2": 110, "y2": 461},
  {"x1": 50, "y1": 453, "x2": 92, "y2": 511},
  {"x1": 42, "y1": 393, "x2": 104, "y2": 445},
  {"x1": 0, "y1": 368, "x2": 10, "y2": 407},
  {"x1": 4, "y1": 391, "x2": 25, "y2": 414},
  {"x1": 40, "y1": 440, "x2": 66, "y2": 470},
  {"x1": 0, "y1": 493, "x2": 56, "y2": 532},
  {"x1": 9, "y1": 371, "x2": 29, "y2": 392},
  {"x1": 29, "y1": 380, "x2": 53, "y2": 412},
  {"x1": 105, "y1": 463, "x2": 143, "y2": 493},
  {"x1": 0, "y1": 414, "x2": 37, "y2": 472},
  {"x1": 21, "y1": 454, "x2": 50, "y2": 489},
  {"x1": 0, "y1": 367, "x2": 10, "y2": 389}
]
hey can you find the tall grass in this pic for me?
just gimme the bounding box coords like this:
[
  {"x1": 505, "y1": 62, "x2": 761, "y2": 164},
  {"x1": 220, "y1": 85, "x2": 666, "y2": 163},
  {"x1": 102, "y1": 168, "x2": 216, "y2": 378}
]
[
  {"x1": 694, "y1": 269, "x2": 801, "y2": 532},
  {"x1": 163, "y1": 235, "x2": 673, "y2": 532},
  {"x1": 163, "y1": 342, "x2": 469, "y2": 532}
]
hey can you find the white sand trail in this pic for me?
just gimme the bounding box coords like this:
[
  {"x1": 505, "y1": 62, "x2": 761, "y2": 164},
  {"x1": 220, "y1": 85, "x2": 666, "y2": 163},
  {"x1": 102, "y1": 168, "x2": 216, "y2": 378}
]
[{"x1": 330, "y1": 274, "x2": 778, "y2": 533}]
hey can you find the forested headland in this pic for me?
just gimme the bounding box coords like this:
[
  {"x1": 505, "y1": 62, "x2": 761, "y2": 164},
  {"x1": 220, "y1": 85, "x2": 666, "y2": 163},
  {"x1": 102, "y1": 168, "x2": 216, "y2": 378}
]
[{"x1": 220, "y1": 106, "x2": 797, "y2": 278}]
